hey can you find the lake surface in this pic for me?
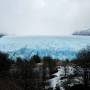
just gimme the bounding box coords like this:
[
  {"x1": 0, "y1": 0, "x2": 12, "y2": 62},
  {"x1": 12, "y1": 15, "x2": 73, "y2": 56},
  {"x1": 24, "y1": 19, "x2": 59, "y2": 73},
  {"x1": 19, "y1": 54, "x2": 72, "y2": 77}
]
[{"x1": 0, "y1": 36, "x2": 90, "y2": 60}]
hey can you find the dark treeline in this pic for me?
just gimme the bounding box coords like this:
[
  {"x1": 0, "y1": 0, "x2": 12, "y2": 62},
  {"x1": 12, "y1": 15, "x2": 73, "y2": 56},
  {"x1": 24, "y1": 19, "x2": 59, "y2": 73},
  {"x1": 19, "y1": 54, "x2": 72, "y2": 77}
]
[
  {"x1": 71, "y1": 46, "x2": 90, "y2": 67},
  {"x1": 70, "y1": 46, "x2": 90, "y2": 90},
  {"x1": 0, "y1": 46, "x2": 90, "y2": 90},
  {"x1": 0, "y1": 52, "x2": 59, "y2": 90}
]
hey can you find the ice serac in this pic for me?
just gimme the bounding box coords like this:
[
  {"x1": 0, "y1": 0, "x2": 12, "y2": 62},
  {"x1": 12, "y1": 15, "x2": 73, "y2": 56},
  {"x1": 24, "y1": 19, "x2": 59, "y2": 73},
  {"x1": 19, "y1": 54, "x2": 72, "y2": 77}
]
[
  {"x1": 73, "y1": 29, "x2": 90, "y2": 36},
  {"x1": 8, "y1": 47, "x2": 77, "y2": 60}
]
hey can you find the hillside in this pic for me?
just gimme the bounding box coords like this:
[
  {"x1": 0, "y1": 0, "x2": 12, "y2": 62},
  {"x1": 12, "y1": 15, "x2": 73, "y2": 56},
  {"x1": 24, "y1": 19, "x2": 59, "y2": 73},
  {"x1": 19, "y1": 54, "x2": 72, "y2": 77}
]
[
  {"x1": 0, "y1": 34, "x2": 5, "y2": 38},
  {"x1": 73, "y1": 29, "x2": 90, "y2": 36}
]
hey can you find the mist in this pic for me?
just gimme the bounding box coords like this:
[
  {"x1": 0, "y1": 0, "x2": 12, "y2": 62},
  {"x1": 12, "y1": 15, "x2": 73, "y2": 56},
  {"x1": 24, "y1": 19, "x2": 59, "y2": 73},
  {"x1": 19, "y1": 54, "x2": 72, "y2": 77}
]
[{"x1": 0, "y1": 0, "x2": 90, "y2": 36}]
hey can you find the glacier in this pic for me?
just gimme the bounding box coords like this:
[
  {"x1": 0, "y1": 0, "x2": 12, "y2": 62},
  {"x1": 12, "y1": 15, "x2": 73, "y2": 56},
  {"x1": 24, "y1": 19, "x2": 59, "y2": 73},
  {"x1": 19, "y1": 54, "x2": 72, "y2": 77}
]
[{"x1": 0, "y1": 36, "x2": 90, "y2": 60}]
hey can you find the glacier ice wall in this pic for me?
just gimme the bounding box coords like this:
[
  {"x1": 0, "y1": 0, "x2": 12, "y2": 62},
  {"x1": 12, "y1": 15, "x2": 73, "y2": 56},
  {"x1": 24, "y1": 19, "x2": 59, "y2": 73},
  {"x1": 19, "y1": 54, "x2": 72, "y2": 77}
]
[{"x1": 0, "y1": 36, "x2": 90, "y2": 60}]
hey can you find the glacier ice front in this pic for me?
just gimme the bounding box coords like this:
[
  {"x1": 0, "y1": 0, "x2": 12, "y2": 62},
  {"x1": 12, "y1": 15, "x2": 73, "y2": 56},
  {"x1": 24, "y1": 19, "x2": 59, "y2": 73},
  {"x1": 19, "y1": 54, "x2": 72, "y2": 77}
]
[{"x1": 0, "y1": 36, "x2": 90, "y2": 60}]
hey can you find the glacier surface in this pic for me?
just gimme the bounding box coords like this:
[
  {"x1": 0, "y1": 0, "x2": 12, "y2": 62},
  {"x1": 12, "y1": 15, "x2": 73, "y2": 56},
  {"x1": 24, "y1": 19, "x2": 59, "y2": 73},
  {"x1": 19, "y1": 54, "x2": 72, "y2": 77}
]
[{"x1": 0, "y1": 36, "x2": 90, "y2": 60}]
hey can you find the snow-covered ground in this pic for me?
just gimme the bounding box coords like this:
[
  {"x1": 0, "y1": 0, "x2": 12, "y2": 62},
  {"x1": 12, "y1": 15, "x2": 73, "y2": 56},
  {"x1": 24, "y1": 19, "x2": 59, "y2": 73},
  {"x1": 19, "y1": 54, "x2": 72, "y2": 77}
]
[{"x1": 45, "y1": 66, "x2": 83, "y2": 90}]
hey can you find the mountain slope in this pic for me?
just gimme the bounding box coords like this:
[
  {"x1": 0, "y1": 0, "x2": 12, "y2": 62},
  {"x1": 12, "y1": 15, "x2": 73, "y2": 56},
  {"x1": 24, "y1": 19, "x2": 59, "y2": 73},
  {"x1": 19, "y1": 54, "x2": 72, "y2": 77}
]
[
  {"x1": 0, "y1": 34, "x2": 5, "y2": 38},
  {"x1": 73, "y1": 29, "x2": 90, "y2": 36}
]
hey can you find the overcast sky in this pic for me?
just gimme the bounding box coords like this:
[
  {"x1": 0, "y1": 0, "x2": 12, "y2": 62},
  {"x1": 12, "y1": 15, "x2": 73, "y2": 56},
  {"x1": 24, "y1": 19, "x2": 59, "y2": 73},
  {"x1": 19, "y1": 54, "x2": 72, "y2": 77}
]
[{"x1": 0, "y1": 0, "x2": 90, "y2": 36}]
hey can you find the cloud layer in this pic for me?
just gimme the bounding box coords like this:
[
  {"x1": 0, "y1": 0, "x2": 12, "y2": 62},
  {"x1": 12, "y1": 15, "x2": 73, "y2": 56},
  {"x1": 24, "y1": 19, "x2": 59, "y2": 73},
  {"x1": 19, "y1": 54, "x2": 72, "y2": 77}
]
[{"x1": 0, "y1": 0, "x2": 90, "y2": 36}]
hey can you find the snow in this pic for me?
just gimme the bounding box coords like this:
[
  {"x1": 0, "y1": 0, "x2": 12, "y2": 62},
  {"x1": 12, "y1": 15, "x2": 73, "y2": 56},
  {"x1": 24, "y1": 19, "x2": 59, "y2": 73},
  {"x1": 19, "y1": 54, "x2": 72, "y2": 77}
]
[{"x1": 46, "y1": 66, "x2": 83, "y2": 90}]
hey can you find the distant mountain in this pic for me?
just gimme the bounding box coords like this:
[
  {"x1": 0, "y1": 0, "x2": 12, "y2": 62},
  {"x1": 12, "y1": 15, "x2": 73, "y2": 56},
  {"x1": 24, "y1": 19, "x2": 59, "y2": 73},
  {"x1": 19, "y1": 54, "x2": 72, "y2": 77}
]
[
  {"x1": 0, "y1": 34, "x2": 5, "y2": 38},
  {"x1": 73, "y1": 29, "x2": 90, "y2": 36}
]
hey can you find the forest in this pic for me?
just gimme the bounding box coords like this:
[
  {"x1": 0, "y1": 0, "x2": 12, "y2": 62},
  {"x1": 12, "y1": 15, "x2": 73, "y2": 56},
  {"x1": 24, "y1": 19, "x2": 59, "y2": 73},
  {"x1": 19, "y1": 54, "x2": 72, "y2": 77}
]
[{"x1": 0, "y1": 47, "x2": 90, "y2": 90}]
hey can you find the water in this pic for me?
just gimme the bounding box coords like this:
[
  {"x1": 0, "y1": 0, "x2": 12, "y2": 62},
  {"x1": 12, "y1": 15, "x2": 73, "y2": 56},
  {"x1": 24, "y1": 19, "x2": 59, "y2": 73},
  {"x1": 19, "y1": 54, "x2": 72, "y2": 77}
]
[{"x1": 0, "y1": 36, "x2": 90, "y2": 60}]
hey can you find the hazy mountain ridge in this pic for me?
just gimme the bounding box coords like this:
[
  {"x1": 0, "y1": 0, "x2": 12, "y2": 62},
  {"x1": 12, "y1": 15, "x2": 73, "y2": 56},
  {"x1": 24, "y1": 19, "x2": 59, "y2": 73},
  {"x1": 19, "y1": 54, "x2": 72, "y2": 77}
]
[
  {"x1": 73, "y1": 29, "x2": 90, "y2": 36},
  {"x1": 0, "y1": 34, "x2": 5, "y2": 38}
]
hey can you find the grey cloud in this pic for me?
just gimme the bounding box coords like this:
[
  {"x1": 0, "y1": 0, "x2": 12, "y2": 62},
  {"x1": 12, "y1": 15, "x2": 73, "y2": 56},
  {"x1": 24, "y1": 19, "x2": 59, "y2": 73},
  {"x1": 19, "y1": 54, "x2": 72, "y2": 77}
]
[{"x1": 0, "y1": 0, "x2": 90, "y2": 36}]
